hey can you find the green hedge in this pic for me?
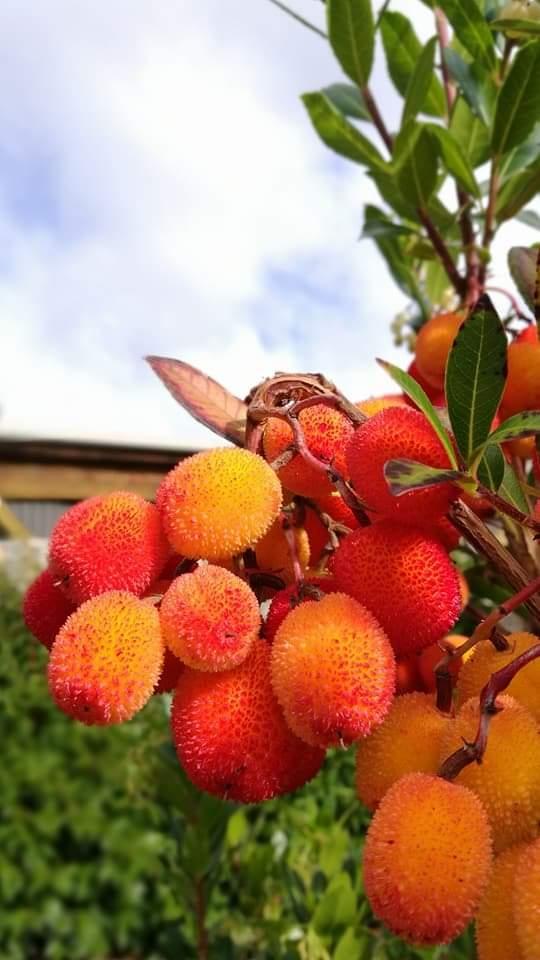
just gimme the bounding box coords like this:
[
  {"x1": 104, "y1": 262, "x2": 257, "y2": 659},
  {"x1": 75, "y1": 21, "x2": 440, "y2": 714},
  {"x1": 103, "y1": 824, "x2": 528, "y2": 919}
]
[{"x1": 0, "y1": 576, "x2": 474, "y2": 959}]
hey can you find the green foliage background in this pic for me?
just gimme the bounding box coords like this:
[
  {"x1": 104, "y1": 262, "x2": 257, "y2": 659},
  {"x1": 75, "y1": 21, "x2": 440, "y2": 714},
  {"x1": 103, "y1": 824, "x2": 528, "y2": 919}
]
[{"x1": 0, "y1": 575, "x2": 475, "y2": 959}]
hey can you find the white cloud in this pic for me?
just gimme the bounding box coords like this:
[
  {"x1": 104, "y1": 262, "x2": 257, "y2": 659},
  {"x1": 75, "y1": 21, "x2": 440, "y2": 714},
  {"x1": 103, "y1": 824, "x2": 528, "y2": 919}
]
[{"x1": 0, "y1": 0, "x2": 537, "y2": 448}]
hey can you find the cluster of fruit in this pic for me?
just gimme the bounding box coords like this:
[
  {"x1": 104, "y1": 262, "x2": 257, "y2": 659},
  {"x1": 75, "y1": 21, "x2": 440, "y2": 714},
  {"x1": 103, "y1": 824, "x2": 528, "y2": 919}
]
[{"x1": 21, "y1": 309, "x2": 540, "y2": 953}]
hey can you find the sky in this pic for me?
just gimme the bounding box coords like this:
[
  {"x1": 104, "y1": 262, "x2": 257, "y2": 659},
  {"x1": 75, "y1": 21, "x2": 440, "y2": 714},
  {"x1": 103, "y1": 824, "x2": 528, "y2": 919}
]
[{"x1": 0, "y1": 0, "x2": 537, "y2": 449}]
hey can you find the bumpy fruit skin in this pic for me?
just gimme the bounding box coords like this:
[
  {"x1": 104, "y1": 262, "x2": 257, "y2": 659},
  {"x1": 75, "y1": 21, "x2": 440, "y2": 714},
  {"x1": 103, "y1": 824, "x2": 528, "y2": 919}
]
[
  {"x1": 171, "y1": 638, "x2": 325, "y2": 802},
  {"x1": 363, "y1": 773, "x2": 492, "y2": 946},
  {"x1": 48, "y1": 591, "x2": 163, "y2": 724},
  {"x1": 254, "y1": 520, "x2": 310, "y2": 584},
  {"x1": 159, "y1": 564, "x2": 260, "y2": 671},
  {"x1": 154, "y1": 647, "x2": 184, "y2": 694},
  {"x1": 475, "y1": 843, "x2": 527, "y2": 960},
  {"x1": 356, "y1": 394, "x2": 408, "y2": 417},
  {"x1": 500, "y1": 341, "x2": 540, "y2": 419},
  {"x1": 49, "y1": 492, "x2": 170, "y2": 605},
  {"x1": 270, "y1": 592, "x2": 395, "y2": 748},
  {"x1": 414, "y1": 311, "x2": 463, "y2": 390},
  {"x1": 22, "y1": 569, "x2": 76, "y2": 649},
  {"x1": 264, "y1": 577, "x2": 337, "y2": 642},
  {"x1": 440, "y1": 695, "x2": 540, "y2": 853},
  {"x1": 514, "y1": 837, "x2": 540, "y2": 960},
  {"x1": 355, "y1": 693, "x2": 451, "y2": 810},
  {"x1": 418, "y1": 634, "x2": 468, "y2": 693},
  {"x1": 332, "y1": 522, "x2": 461, "y2": 655},
  {"x1": 262, "y1": 404, "x2": 355, "y2": 498},
  {"x1": 157, "y1": 448, "x2": 282, "y2": 560},
  {"x1": 346, "y1": 407, "x2": 457, "y2": 525},
  {"x1": 457, "y1": 632, "x2": 540, "y2": 722}
]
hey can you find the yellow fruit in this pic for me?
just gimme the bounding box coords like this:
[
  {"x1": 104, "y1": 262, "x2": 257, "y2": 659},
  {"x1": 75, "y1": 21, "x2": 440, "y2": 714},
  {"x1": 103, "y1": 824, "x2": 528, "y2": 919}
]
[
  {"x1": 363, "y1": 772, "x2": 492, "y2": 945},
  {"x1": 440, "y1": 695, "x2": 540, "y2": 852},
  {"x1": 254, "y1": 519, "x2": 310, "y2": 584},
  {"x1": 457, "y1": 632, "x2": 540, "y2": 723},
  {"x1": 355, "y1": 693, "x2": 452, "y2": 809},
  {"x1": 476, "y1": 843, "x2": 527, "y2": 960},
  {"x1": 514, "y1": 837, "x2": 540, "y2": 960},
  {"x1": 415, "y1": 312, "x2": 464, "y2": 390},
  {"x1": 157, "y1": 448, "x2": 282, "y2": 560}
]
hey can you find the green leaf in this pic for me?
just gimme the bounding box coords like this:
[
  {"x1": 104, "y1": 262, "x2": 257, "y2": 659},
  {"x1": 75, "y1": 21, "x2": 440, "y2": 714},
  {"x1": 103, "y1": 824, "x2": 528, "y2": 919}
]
[
  {"x1": 363, "y1": 206, "x2": 428, "y2": 312},
  {"x1": 492, "y1": 41, "x2": 540, "y2": 155},
  {"x1": 402, "y1": 36, "x2": 438, "y2": 124},
  {"x1": 380, "y1": 12, "x2": 445, "y2": 115},
  {"x1": 321, "y1": 82, "x2": 370, "y2": 120},
  {"x1": 361, "y1": 213, "x2": 415, "y2": 239},
  {"x1": 443, "y1": 49, "x2": 495, "y2": 125},
  {"x1": 394, "y1": 122, "x2": 439, "y2": 209},
  {"x1": 499, "y1": 460, "x2": 530, "y2": 513},
  {"x1": 334, "y1": 927, "x2": 366, "y2": 960},
  {"x1": 312, "y1": 873, "x2": 356, "y2": 933},
  {"x1": 377, "y1": 359, "x2": 459, "y2": 467},
  {"x1": 508, "y1": 246, "x2": 540, "y2": 312},
  {"x1": 424, "y1": 259, "x2": 450, "y2": 304},
  {"x1": 477, "y1": 443, "x2": 505, "y2": 491},
  {"x1": 437, "y1": 0, "x2": 496, "y2": 69},
  {"x1": 497, "y1": 157, "x2": 540, "y2": 222},
  {"x1": 327, "y1": 0, "x2": 374, "y2": 88},
  {"x1": 384, "y1": 458, "x2": 465, "y2": 496},
  {"x1": 490, "y1": 18, "x2": 540, "y2": 37},
  {"x1": 445, "y1": 295, "x2": 508, "y2": 465},
  {"x1": 499, "y1": 123, "x2": 540, "y2": 180},
  {"x1": 449, "y1": 98, "x2": 490, "y2": 169},
  {"x1": 302, "y1": 92, "x2": 385, "y2": 168},
  {"x1": 426, "y1": 124, "x2": 480, "y2": 196},
  {"x1": 484, "y1": 410, "x2": 540, "y2": 447}
]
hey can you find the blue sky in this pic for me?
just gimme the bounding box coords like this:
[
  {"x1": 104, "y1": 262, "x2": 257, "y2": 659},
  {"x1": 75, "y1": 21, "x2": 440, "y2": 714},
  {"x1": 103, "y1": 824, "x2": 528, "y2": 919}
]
[{"x1": 0, "y1": 0, "x2": 537, "y2": 447}]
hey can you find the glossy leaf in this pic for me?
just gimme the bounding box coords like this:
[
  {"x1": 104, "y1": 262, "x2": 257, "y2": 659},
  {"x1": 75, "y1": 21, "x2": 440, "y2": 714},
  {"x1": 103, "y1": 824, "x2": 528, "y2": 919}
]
[
  {"x1": 394, "y1": 123, "x2": 439, "y2": 209},
  {"x1": 427, "y1": 124, "x2": 480, "y2": 196},
  {"x1": 327, "y1": 0, "x2": 374, "y2": 88},
  {"x1": 497, "y1": 157, "x2": 540, "y2": 222},
  {"x1": 498, "y1": 123, "x2": 540, "y2": 180},
  {"x1": 477, "y1": 444, "x2": 505, "y2": 492},
  {"x1": 437, "y1": 0, "x2": 495, "y2": 69},
  {"x1": 364, "y1": 206, "x2": 427, "y2": 311},
  {"x1": 492, "y1": 41, "x2": 540, "y2": 155},
  {"x1": 377, "y1": 359, "x2": 459, "y2": 468},
  {"x1": 508, "y1": 246, "x2": 539, "y2": 312},
  {"x1": 499, "y1": 461, "x2": 530, "y2": 514},
  {"x1": 302, "y1": 92, "x2": 384, "y2": 168},
  {"x1": 384, "y1": 458, "x2": 464, "y2": 496},
  {"x1": 443, "y1": 50, "x2": 494, "y2": 126},
  {"x1": 146, "y1": 356, "x2": 247, "y2": 445},
  {"x1": 402, "y1": 36, "x2": 438, "y2": 124},
  {"x1": 483, "y1": 411, "x2": 540, "y2": 448},
  {"x1": 449, "y1": 98, "x2": 490, "y2": 169},
  {"x1": 321, "y1": 82, "x2": 370, "y2": 120},
  {"x1": 445, "y1": 295, "x2": 508, "y2": 465},
  {"x1": 380, "y1": 12, "x2": 445, "y2": 115}
]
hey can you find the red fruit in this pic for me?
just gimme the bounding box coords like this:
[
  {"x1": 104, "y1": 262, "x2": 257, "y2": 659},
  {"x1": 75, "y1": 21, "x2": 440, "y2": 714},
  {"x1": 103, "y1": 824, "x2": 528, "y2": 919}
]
[
  {"x1": 270, "y1": 593, "x2": 396, "y2": 748},
  {"x1": 22, "y1": 569, "x2": 76, "y2": 650},
  {"x1": 48, "y1": 591, "x2": 163, "y2": 724},
  {"x1": 500, "y1": 340, "x2": 540, "y2": 419},
  {"x1": 49, "y1": 492, "x2": 170, "y2": 605},
  {"x1": 332, "y1": 522, "x2": 461, "y2": 655},
  {"x1": 159, "y1": 564, "x2": 260, "y2": 671},
  {"x1": 154, "y1": 648, "x2": 184, "y2": 694},
  {"x1": 346, "y1": 407, "x2": 457, "y2": 526},
  {"x1": 515, "y1": 324, "x2": 538, "y2": 345},
  {"x1": 262, "y1": 404, "x2": 355, "y2": 498},
  {"x1": 417, "y1": 634, "x2": 467, "y2": 693},
  {"x1": 171, "y1": 639, "x2": 325, "y2": 802},
  {"x1": 395, "y1": 655, "x2": 421, "y2": 694},
  {"x1": 406, "y1": 361, "x2": 445, "y2": 407},
  {"x1": 264, "y1": 577, "x2": 337, "y2": 642}
]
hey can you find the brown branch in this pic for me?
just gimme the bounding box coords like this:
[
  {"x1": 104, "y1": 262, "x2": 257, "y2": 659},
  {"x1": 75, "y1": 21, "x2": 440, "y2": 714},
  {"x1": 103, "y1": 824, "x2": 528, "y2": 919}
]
[
  {"x1": 475, "y1": 483, "x2": 540, "y2": 535},
  {"x1": 419, "y1": 207, "x2": 467, "y2": 297},
  {"x1": 362, "y1": 85, "x2": 394, "y2": 154},
  {"x1": 280, "y1": 511, "x2": 304, "y2": 586},
  {"x1": 486, "y1": 286, "x2": 530, "y2": 321},
  {"x1": 194, "y1": 877, "x2": 209, "y2": 960},
  {"x1": 448, "y1": 499, "x2": 540, "y2": 625},
  {"x1": 439, "y1": 642, "x2": 540, "y2": 780}
]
